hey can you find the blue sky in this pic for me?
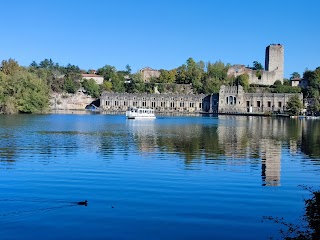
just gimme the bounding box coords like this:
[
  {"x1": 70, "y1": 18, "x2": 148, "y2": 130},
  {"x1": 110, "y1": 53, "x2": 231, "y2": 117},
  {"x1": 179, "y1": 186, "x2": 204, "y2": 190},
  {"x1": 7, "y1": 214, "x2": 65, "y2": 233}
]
[{"x1": 1, "y1": 0, "x2": 319, "y2": 78}]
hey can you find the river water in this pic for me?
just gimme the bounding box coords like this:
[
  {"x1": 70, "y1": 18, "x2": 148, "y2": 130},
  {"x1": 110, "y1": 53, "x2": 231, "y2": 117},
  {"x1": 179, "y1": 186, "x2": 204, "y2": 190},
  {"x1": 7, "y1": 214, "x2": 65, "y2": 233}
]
[{"x1": 0, "y1": 113, "x2": 319, "y2": 239}]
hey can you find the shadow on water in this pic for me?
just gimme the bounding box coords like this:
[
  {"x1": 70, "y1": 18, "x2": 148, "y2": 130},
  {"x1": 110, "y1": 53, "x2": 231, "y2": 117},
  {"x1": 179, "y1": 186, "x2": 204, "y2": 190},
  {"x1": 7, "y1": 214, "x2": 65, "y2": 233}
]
[{"x1": 263, "y1": 185, "x2": 320, "y2": 239}]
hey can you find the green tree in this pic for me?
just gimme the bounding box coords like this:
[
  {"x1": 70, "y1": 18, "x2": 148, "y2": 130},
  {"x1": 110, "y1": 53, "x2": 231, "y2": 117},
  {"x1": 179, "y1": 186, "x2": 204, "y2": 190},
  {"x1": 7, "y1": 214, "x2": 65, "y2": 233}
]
[
  {"x1": 101, "y1": 81, "x2": 112, "y2": 92},
  {"x1": 283, "y1": 78, "x2": 291, "y2": 86},
  {"x1": 236, "y1": 74, "x2": 249, "y2": 91},
  {"x1": 304, "y1": 67, "x2": 320, "y2": 98},
  {"x1": 206, "y1": 60, "x2": 228, "y2": 81},
  {"x1": 110, "y1": 73, "x2": 125, "y2": 93},
  {"x1": 126, "y1": 73, "x2": 145, "y2": 93},
  {"x1": 97, "y1": 65, "x2": 117, "y2": 81},
  {"x1": 0, "y1": 69, "x2": 49, "y2": 113},
  {"x1": 15, "y1": 72, "x2": 49, "y2": 113},
  {"x1": 253, "y1": 61, "x2": 263, "y2": 70},
  {"x1": 202, "y1": 77, "x2": 221, "y2": 94},
  {"x1": 273, "y1": 80, "x2": 282, "y2": 86},
  {"x1": 176, "y1": 64, "x2": 188, "y2": 84},
  {"x1": 64, "y1": 78, "x2": 78, "y2": 94},
  {"x1": 82, "y1": 79, "x2": 100, "y2": 98},
  {"x1": 158, "y1": 69, "x2": 176, "y2": 83},
  {"x1": 1, "y1": 59, "x2": 20, "y2": 75},
  {"x1": 290, "y1": 72, "x2": 301, "y2": 79},
  {"x1": 39, "y1": 58, "x2": 54, "y2": 69},
  {"x1": 185, "y1": 58, "x2": 204, "y2": 93},
  {"x1": 308, "y1": 98, "x2": 320, "y2": 115},
  {"x1": 125, "y1": 64, "x2": 131, "y2": 75},
  {"x1": 286, "y1": 94, "x2": 303, "y2": 115}
]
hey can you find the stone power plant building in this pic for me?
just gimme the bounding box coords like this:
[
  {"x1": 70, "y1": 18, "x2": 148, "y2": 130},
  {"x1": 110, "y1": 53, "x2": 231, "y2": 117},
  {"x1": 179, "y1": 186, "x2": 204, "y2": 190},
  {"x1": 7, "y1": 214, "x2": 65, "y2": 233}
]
[
  {"x1": 100, "y1": 92, "x2": 205, "y2": 113},
  {"x1": 100, "y1": 44, "x2": 302, "y2": 115},
  {"x1": 203, "y1": 85, "x2": 303, "y2": 114}
]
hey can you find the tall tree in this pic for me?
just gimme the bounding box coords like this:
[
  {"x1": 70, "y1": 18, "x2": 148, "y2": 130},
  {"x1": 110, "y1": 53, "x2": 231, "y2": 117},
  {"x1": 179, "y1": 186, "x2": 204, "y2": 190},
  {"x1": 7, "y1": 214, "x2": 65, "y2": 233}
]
[
  {"x1": 1, "y1": 59, "x2": 20, "y2": 75},
  {"x1": 39, "y1": 58, "x2": 54, "y2": 69},
  {"x1": 97, "y1": 65, "x2": 117, "y2": 81},
  {"x1": 286, "y1": 94, "x2": 303, "y2": 115},
  {"x1": 125, "y1": 64, "x2": 131, "y2": 75},
  {"x1": 158, "y1": 69, "x2": 176, "y2": 83}
]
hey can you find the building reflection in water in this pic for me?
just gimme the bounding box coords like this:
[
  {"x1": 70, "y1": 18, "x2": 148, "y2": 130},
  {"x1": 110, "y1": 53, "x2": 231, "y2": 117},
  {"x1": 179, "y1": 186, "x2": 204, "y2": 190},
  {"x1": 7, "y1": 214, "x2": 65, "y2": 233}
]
[
  {"x1": 126, "y1": 120, "x2": 157, "y2": 153},
  {"x1": 216, "y1": 116, "x2": 293, "y2": 187},
  {"x1": 260, "y1": 139, "x2": 281, "y2": 186}
]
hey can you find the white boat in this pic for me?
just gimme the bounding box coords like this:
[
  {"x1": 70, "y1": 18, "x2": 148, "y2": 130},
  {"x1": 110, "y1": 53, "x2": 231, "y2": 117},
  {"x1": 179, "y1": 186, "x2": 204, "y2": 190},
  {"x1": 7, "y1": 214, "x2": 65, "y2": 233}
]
[{"x1": 126, "y1": 107, "x2": 156, "y2": 120}]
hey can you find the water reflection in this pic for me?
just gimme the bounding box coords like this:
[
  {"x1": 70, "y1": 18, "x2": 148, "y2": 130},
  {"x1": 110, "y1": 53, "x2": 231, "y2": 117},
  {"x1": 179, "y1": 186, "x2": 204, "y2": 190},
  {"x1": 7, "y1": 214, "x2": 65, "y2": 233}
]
[
  {"x1": 1, "y1": 115, "x2": 320, "y2": 176},
  {"x1": 126, "y1": 120, "x2": 157, "y2": 153}
]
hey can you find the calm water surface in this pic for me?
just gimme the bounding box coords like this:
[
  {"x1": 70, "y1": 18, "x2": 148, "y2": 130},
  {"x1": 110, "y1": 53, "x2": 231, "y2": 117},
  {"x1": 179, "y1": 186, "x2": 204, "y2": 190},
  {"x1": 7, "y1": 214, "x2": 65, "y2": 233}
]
[{"x1": 0, "y1": 113, "x2": 319, "y2": 240}]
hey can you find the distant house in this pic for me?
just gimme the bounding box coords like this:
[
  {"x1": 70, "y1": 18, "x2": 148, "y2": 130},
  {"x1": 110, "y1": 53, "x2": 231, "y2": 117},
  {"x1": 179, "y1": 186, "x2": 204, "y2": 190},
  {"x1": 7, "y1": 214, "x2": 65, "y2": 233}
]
[
  {"x1": 290, "y1": 77, "x2": 301, "y2": 87},
  {"x1": 290, "y1": 77, "x2": 308, "y2": 89},
  {"x1": 82, "y1": 73, "x2": 104, "y2": 85},
  {"x1": 140, "y1": 67, "x2": 160, "y2": 83}
]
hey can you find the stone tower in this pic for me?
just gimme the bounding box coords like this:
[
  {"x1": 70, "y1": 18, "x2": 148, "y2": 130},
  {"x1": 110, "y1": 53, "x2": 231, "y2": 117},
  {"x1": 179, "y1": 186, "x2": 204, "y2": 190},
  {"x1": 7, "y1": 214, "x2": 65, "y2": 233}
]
[{"x1": 265, "y1": 44, "x2": 284, "y2": 82}]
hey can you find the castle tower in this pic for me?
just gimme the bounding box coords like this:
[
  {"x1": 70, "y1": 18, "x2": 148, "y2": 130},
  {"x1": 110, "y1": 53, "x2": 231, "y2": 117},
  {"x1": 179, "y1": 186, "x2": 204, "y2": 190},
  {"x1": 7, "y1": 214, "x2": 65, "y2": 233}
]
[{"x1": 265, "y1": 44, "x2": 284, "y2": 82}]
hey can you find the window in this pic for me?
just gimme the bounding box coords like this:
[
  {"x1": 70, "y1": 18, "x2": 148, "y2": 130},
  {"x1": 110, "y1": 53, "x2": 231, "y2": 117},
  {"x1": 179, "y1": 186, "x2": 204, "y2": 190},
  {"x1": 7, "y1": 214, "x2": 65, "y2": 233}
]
[
  {"x1": 268, "y1": 101, "x2": 271, "y2": 107},
  {"x1": 246, "y1": 101, "x2": 250, "y2": 107},
  {"x1": 278, "y1": 102, "x2": 282, "y2": 108},
  {"x1": 180, "y1": 102, "x2": 184, "y2": 107},
  {"x1": 257, "y1": 101, "x2": 261, "y2": 107}
]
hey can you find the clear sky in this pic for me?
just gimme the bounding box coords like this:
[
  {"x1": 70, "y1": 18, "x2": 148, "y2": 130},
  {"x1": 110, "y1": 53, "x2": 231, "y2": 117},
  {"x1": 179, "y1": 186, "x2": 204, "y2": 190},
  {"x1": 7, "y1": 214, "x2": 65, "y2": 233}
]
[{"x1": 0, "y1": 0, "x2": 319, "y2": 78}]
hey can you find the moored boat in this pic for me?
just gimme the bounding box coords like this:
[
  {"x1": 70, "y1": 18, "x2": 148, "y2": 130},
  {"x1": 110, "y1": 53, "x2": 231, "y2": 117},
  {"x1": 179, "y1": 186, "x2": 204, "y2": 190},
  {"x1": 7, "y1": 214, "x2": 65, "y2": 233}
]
[{"x1": 126, "y1": 107, "x2": 156, "y2": 120}]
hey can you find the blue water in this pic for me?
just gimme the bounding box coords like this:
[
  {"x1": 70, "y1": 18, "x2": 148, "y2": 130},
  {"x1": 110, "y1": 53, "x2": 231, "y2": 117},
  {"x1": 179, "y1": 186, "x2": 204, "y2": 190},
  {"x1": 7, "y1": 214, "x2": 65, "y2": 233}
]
[{"x1": 0, "y1": 114, "x2": 319, "y2": 239}]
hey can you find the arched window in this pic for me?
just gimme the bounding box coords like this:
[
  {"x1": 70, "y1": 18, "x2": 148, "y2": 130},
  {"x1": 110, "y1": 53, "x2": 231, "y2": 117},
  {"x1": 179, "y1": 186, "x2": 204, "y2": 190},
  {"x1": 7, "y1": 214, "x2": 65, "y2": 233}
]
[{"x1": 229, "y1": 96, "x2": 233, "y2": 105}]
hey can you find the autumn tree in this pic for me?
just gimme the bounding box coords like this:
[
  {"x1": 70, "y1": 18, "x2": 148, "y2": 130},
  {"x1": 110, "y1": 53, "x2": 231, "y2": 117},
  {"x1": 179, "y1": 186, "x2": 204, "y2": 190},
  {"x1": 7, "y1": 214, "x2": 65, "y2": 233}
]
[
  {"x1": 158, "y1": 69, "x2": 176, "y2": 83},
  {"x1": 1, "y1": 59, "x2": 20, "y2": 75}
]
